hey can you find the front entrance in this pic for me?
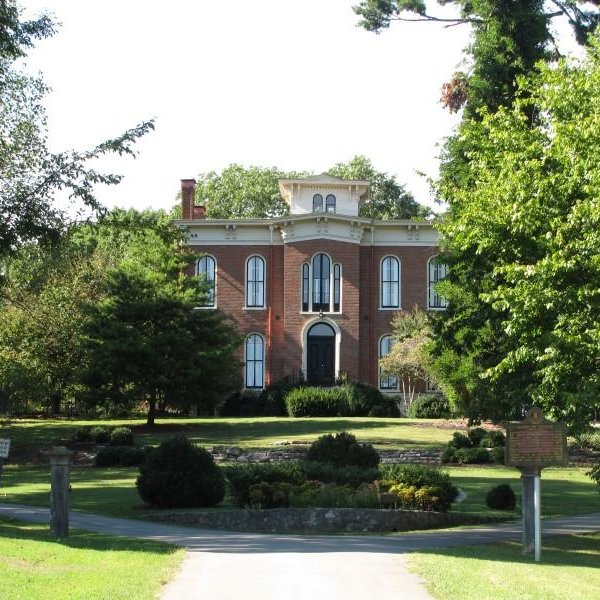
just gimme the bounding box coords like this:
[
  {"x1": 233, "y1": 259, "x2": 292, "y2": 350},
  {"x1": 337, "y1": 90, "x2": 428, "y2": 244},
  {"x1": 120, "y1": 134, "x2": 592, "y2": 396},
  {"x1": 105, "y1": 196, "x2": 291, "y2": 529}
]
[{"x1": 306, "y1": 322, "x2": 335, "y2": 386}]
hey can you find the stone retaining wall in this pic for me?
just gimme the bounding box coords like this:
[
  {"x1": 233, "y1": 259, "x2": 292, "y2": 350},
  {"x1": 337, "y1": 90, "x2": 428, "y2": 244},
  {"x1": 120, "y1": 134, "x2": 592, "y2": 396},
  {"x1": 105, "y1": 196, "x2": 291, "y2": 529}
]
[{"x1": 144, "y1": 507, "x2": 495, "y2": 533}]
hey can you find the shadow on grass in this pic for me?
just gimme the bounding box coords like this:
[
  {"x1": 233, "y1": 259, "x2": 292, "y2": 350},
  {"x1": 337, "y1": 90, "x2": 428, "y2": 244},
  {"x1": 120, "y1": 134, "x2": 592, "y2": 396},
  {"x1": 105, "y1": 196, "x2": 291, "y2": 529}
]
[
  {"x1": 0, "y1": 516, "x2": 177, "y2": 554},
  {"x1": 415, "y1": 533, "x2": 600, "y2": 568}
]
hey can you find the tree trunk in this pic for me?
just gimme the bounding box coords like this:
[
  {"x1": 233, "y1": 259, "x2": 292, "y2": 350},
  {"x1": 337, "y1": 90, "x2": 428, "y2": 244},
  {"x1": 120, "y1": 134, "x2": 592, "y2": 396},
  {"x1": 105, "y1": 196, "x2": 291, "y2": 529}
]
[{"x1": 147, "y1": 396, "x2": 156, "y2": 426}]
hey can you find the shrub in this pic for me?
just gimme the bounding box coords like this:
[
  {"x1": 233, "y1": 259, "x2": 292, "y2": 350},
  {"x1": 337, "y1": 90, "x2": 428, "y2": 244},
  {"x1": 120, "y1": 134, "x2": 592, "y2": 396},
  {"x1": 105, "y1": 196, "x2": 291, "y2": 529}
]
[
  {"x1": 485, "y1": 484, "x2": 516, "y2": 510},
  {"x1": 307, "y1": 432, "x2": 380, "y2": 468},
  {"x1": 380, "y1": 463, "x2": 458, "y2": 512},
  {"x1": 342, "y1": 382, "x2": 384, "y2": 416},
  {"x1": 285, "y1": 386, "x2": 347, "y2": 417},
  {"x1": 70, "y1": 427, "x2": 93, "y2": 443},
  {"x1": 95, "y1": 446, "x2": 124, "y2": 467},
  {"x1": 303, "y1": 461, "x2": 379, "y2": 487},
  {"x1": 368, "y1": 400, "x2": 401, "y2": 418},
  {"x1": 248, "y1": 482, "x2": 294, "y2": 508},
  {"x1": 136, "y1": 435, "x2": 225, "y2": 508},
  {"x1": 119, "y1": 446, "x2": 147, "y2": 467},
  {"x1": 442, "y1": 447, "x2": 492, "y2": 464},
  {"x1": 480, "y1": 430, "x2": 506, "y2": 448},
  {"x1": 290, "y1": 481, "x2": 379, "y2": 509},
  {"x1": 467, "y1": 427, "x2": 488, "y2": 447},
  {"x1": 110, "y1": 427, "x2": 134, "y2": 446},
  {"x1": 491, "y1": 446, "x2": 505, "y2": 464},
  {"x1": 224, "y1": 461, "x2": 305, "y2": 508},
  {"x1": 407, "y1": 394, "x2": 451, "y2": 419},
  {"x1": 90, "y1": 426, "x2": 111, "y2": 444},
  {"x1": 575, "y1": 429, "x2": 600, "y2": 451},
  {"x1": 448, "y1": 432, "x2": 471, "y2": 449}
]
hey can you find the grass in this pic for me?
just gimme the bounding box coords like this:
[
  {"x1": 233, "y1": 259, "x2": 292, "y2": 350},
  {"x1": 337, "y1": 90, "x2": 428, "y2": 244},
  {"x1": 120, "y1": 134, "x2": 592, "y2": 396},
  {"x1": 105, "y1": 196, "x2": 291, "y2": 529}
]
[
  {"x1": 1, "y1": 416, "x2": 460, "y2": 455},
  {"x1": 446, "y1": 465, "x2": 600, "y2": 519},
  {"x1": 410, "y1": 533, "x2": 600, "y2": 600},
  {"x1": 0, "y1": 517, "x2": 184, "y2": 600}
]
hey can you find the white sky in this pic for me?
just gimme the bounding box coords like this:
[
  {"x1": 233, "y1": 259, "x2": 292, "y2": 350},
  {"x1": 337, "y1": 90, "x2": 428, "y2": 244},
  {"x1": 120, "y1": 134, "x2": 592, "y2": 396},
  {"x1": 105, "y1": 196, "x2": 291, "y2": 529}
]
[{"x1": 17, "y1": 1, "x2": 484, "y2": 212}]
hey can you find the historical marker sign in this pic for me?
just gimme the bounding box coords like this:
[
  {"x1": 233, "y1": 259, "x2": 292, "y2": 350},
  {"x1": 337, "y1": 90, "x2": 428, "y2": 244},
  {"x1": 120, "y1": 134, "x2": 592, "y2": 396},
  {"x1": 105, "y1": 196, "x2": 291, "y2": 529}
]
[
  {"x1": 0, "y1": 438, "x2": 10, "y2": 459},
  {"x1": 506, "y1": 406, "x2": 568, "y2": 469}
]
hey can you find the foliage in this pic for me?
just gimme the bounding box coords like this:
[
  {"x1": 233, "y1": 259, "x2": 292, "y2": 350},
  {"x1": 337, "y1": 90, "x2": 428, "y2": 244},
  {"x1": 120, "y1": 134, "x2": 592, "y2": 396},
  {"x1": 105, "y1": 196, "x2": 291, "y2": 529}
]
[
  {"x1": 194, "y1": 164, "x2": 302, "y2": 219},
  {"x1": 328, "y1": 155, "x2": 429, "y2": 219},
  {"x1": 368, "y1": 399, "x2": 401, "y2": 418},
  {"x1": 0, "y1": 2, "x2": 153, "y2": 262},
  {"x1": 306, "y1": 431, "x2": 380, "y2": 468},
  {"x1": 247, "y1": 482, "x2": 294, "y2": 508},
  {"x1": 407, "y1": 394, "x2": 451, "y2": 419},
  {"x1": 302, "y1": 461, "x2": 379, "y2": 487},
  {"x1": 442, "y1": 427, "x2": 505, "y2": 464},
  {"x1": 379, "y1": 463, "x2": 458, "y2": 512},
  {"x1": 136, "y1": 435, "x2": 225, "y2": 508},
  {"x1": 69, "y1": 427, "x2": 93, "y2": 443},
  {"x1": 290, "y1": 481, "x2": 379, "y2": 509},
  {"x1": 588, "y1": 463, "x2": 600, "y2": 489},
  {"x1": 90, "y1": 426, "x2": 111, "y2": 444},
  {"x1": 574, "y1": 429, "x2": 600, "y2": 451},
  {"x1": 95, "y1": 446, "x2": 125, "y2": 467},
  {"x1": 79, "y1": 222, "x2": 242, "y2": 425},
  {"x1": 387, "y1": 482, "x2": 446, "y2": 512},
  {"x1": 220, "y1": 381, "x2": 300, "y2": 417},
  {"x1": 380, "y1": 307, "x2": 433, "y2": 407},
  {"x1": 109, "y1": 427, "x2": 134, "y2": 446},
  {"x1": 284, "y1": 383, "x2": 383, "y2": 418},
  {"x1": 431, "y1": 44, "x2": 600, "y2": 428},
  {"x1": 224, "y1": 461, "x2": 306, "y2": 508},
  {"x1": 485, "y1": 483, "x2": 516, "y2": 511}
]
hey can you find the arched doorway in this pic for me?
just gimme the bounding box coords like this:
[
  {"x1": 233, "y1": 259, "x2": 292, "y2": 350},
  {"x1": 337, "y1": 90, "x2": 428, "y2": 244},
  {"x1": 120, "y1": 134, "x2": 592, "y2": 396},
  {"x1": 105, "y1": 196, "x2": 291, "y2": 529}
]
[{"x1": 306, "y1": 322, "x2": 335, "y2": 386}]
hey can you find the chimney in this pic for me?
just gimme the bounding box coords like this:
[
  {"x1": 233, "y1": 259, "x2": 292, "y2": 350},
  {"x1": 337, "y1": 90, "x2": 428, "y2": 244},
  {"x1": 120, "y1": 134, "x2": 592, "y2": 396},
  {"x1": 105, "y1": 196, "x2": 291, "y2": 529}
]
[
  {"x1": 181, "y1": 179, "x2": 196, "y2": 219},
  {"x1": 193, "y1": 205, "x2": 206, "y2": 219}
]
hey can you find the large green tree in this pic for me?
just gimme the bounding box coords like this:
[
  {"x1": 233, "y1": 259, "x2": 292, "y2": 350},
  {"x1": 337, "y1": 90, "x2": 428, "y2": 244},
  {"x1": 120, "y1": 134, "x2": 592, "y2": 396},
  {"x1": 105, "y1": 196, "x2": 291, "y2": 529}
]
[
  {"x1": 431, "y1": 42, "x2": 600, "y2": 428},
  {"x1": 194, "y1": 157, "x2": 427, "y2": 219},
  {"x1": 0, "y1": 2, "x2": 153, "y2": 262},
  {"x1": 80, "y1": 225, "x2": 242, "y2": 425}
]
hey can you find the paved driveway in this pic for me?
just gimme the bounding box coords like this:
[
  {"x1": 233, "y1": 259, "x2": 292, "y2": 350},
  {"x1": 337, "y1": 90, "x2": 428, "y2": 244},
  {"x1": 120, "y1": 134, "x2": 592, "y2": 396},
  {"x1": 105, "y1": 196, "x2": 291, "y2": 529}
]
[{"x1": 2, "y1": 504, "x2": 599, "y2": 600}]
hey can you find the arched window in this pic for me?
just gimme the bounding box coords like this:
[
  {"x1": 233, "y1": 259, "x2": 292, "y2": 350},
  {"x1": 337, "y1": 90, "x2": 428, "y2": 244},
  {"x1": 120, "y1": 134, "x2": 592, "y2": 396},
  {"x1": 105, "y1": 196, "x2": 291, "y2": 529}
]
[
  {"x1": 313, "y1": 194, "x2": 323, "y2": 212},
  {"x1": 325, "y1": 194, "x2": 336, "y2": 213},
  {"x1": 380, "y1": 256, "x2": 400, "y2": 309},
  {"x1": 312, "y1": 253, "x2": 330, "y2": 312},
  {"x1": 196, "y1": 255, "x2": 216, "y2": 307},
  {"x1": 301, "y1": 254, "x2": 341, "y2": 313},
  {"x1": 246, "y1": 255, "x2": 265, "y2": 307},
  {"x1": 428, "y1": 257, "x2": 448, "y2": 309},
  {"x1": 379, "y1": 335, "x2": 398, "y2": 390},
  {"x1": 245, "y1": 334, "x2": 264, "y2": 389}
]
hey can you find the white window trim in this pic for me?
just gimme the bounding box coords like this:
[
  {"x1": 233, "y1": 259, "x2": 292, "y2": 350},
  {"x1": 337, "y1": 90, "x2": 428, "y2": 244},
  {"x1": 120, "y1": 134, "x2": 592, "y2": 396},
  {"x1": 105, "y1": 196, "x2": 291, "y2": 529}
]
[
  {"x1": 244, "y1": 333, "x2": 265, "y2": 390},
  {"x1": 379, "y1": 255, "x2": 401, "y2": 310},
  {"x1": 196, "y1": 254, "x2": 217, "y2": 309},
  {"x1": 300, "y1": 252, "x2": 342, "y2": 314},
  {"x1": 378, "y1": 334, "x2": 399, "y2": 392},
  {"x1": 427, "y1": 255, "x2": 448, "y2": 311},
  {"x1": 245, "y1": 254, "x2": 266, "y2": 309}
]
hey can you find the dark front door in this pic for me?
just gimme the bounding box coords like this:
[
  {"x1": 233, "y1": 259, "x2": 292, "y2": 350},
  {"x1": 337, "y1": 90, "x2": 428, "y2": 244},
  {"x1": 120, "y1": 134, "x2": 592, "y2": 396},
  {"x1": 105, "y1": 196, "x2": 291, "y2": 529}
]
[{"x1": 307, "y1": 323, "x2": 335, "y2": 386}]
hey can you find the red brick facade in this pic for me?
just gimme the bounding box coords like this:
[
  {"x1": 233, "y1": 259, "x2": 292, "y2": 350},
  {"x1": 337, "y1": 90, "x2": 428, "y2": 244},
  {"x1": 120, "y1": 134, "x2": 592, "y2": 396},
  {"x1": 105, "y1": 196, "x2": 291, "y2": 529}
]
[{"x1": 177, "y1": 177, "x2": 441, "y2": 392}]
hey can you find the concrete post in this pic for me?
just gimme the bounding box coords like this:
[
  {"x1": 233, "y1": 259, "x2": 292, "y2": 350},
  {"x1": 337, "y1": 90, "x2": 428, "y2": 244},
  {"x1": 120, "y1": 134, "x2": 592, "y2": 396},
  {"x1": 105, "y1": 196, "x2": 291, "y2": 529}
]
[
  {"x1": 520, "y1": 466, "x2": 540, "y2": 555},
  {"x1": 44, "y1": 446, "x2": 73, "y2": 538}
]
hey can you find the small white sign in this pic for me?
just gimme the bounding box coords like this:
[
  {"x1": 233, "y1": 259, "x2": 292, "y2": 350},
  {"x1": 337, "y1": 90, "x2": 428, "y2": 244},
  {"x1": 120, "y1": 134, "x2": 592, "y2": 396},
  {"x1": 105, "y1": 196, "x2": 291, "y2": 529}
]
[{"x1": 0, "y1": 438, "x2": 10, "y2": 458}]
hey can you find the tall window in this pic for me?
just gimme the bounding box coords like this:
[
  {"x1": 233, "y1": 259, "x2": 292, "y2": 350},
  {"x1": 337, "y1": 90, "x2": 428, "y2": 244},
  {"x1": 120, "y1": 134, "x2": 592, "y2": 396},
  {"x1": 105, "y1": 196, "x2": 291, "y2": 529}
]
[
  {"x1": 428, "y1": 258, "x2": 448, "y2": 309},
  {"x1": 196, "y1": 255, "x2": 216, "y2": 307},
  {"x1": 379, "y1": 335, "x2": 398, "y2": 390},
  {"x1": 313, "y1": 194, "x2": 323, "y2": 212},
  {"x1": 246, "y1": 255, "x2": 265, "y2": 307},
  {"x1": 301, "y1": 254, "x2": 341, "y2": 313},
  {"x1": 380, "y1": 256, "x2": 400, "y2": 309},
  {"x1": 325, "y1": 194, "x2": 336, "y2": 213},
  {"x1": 245, "y1": 334, "x2": 264, "y2": 389}
]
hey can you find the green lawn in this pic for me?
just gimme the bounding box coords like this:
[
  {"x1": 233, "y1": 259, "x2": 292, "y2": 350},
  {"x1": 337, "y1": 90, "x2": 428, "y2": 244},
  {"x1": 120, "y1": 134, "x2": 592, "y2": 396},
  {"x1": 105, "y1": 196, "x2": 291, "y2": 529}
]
[
  {"x1": 410, "y1": 533, "x2": 600, "y2": 600},
  {"x1": 0, "y1": 416, "x2": 460, "y2": 454},
  {"x1": 0, "y1": 518, "x2": 184, "y2": 600}
]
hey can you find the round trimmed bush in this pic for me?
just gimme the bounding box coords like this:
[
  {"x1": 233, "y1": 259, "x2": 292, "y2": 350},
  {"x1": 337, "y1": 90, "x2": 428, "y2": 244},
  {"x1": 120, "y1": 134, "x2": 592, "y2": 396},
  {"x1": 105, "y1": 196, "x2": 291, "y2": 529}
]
[
  {"x1": 95, "y1": 446, "x2": 123, "y2": 467},
  {"x1": 480, "y1": 430, "x2": 506, "y2": 448},
  {"x1": 448, "y1": 432, "x2": 471, "y2": 449},
  {"x1": 110, "y1": 427, "x2": 134, "y2": 446},
  {"x1": 307, "y1": 432, "x2": 380, "y2": 468},
  {"x1": 486, "y1": 483, "x2": 516, "y2": 510},
  {"x1": 70, "y1": 427, "x2": 93, "y2": 443},
  {"x1": 90, "y1": 426, "x2": 111, "y2": 444},
  {"x1": 119, "y1": 446, "x2": 147, "y2": 467},
  {"x1": 467, "y1": 427, "x2": 488, "y2": 447},
  {"x1": 136, "y1": 435, "x2": 225, "y2": 508},
  {"x1": 407, "y1": 394, "x2": 451, "y2": 419}
]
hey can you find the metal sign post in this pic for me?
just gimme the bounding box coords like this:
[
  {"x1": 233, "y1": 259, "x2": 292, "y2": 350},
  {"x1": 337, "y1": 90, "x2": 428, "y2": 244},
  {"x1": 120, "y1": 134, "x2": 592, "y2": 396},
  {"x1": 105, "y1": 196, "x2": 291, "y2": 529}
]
[{"x1": 506, "y1": 407, "x2": 567, "y2": 561}]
